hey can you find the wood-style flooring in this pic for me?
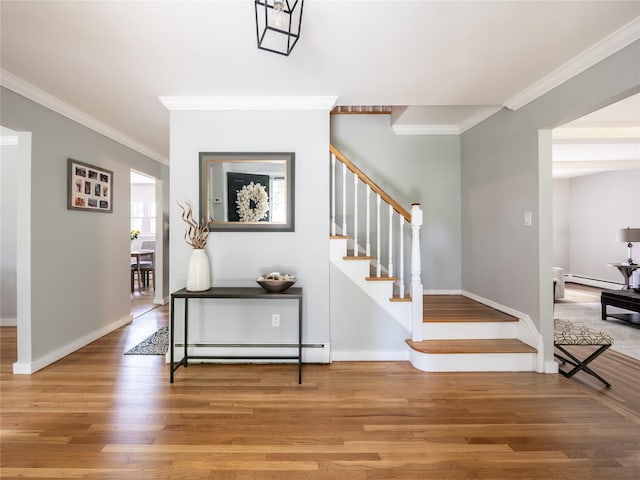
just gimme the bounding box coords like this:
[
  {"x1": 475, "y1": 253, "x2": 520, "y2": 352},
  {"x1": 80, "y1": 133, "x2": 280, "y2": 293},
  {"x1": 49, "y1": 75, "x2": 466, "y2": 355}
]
[{"x1": 1, "y1": 305, "x2": 640, "y2": 479}]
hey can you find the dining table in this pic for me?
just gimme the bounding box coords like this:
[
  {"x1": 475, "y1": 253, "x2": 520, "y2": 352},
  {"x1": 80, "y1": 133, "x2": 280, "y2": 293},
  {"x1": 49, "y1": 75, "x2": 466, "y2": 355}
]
[{"x1": 131, "y1": 249, "x2": 154, "y2": 293}]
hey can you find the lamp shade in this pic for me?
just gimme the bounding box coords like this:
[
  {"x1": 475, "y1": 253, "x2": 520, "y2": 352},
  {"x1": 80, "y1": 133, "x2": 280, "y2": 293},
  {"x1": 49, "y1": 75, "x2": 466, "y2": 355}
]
[{"x1": 616, "y1": 228, "x2": 640, "y2": 243}]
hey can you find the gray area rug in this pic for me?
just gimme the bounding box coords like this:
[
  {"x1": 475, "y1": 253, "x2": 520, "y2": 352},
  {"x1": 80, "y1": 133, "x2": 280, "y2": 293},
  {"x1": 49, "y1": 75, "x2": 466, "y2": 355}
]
[
  {"x1": 124, "y1": 326, "x2": 168, "y2": 355},
  {"x1": 555, "y1": 303, "x2": 639, "y2": 360}
]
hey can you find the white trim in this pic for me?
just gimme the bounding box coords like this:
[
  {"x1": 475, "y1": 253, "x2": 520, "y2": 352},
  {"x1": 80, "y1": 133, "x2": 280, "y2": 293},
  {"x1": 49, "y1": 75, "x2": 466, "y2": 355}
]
[
  {"x1": 0, "y1": 135, "x2": 19, "y2": 146},
  {"x1": 505, "y1": 17, "x2": 640, "y2": 111},
  {"x1": 424, "y1": 289, "x2": 463, "y2": 295},
  {"x1": 331, "y1": 350, "x2": 409, "y2": 361},
  {"x1": 12, "y1": 315, "x2": 132, "y2": 374},
  {"x1": 553, "y1": 126, "x2": 640, "y2": 140},
  {"x1": 0, "y1": 317, "x2": 17, "y2": 327},
  {"x1": 0, "y1": 69, "x2": 168, "y2": 165},
  {"x1": 392, "y1": 124, "x2": 460, "y2": 135},
  {"x1": 159, "y1": 96, "x2": 339, "y2": 111},
  {"x1": 458, "y1": 106, "x2": 503, "y2": 133},
  {"x1": 553, "y1": 160, "x2": 640, "y2": 172}
]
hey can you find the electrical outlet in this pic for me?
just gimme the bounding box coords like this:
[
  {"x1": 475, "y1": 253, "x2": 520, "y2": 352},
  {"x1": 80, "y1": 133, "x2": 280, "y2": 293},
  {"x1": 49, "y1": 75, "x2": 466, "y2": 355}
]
[
  {"x1": 524, "y1": 212, "x2": 532, "y2": 226},
  {"x1": 272, "y1": 313, "x2": 280, "y2": 327}
]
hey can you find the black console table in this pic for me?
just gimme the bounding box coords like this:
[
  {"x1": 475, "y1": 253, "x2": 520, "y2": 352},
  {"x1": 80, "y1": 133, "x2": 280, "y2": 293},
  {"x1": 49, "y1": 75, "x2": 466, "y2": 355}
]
[
  {"x1": 601, "y1": 289, "x2": 640, "y2": 325},
  {"x1": 170, "y1": 287, "x2": 303, "y2": 384}
]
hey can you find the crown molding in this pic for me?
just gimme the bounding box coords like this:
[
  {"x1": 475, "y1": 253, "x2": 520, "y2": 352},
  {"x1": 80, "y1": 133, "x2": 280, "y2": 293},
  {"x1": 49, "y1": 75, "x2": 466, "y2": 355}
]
[
  {"x1": 0, "y1": 69, "x2": 169, "y2": 165},
  {"x1": 552, "y1": 126, "x2": 640, "y2": 140},
  {"x1": 553, "y1": 160, "x2": 640, "y2": 171},
  {"x1": 159, "y1": 96, "x2": 339, "y2": 111},
  {"x1": 504, "y1": 16, "x2": 640, "y2": 111},
  {"x1": 458, "y1": 106, "x2": 503, "y2": 133},
  {"x1": 392, "y1": 124, "x2": 460, "y2": 135}
]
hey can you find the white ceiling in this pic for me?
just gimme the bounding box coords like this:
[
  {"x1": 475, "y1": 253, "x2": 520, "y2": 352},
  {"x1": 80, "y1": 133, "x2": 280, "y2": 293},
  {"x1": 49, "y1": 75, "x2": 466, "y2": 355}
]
[{"x1": 1, "y1": 1, "x2": 639, "y2": 165}]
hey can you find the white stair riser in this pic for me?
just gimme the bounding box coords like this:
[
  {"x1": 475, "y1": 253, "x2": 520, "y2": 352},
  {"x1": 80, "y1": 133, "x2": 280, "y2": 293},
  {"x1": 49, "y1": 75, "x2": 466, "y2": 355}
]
[
  {"x1": 423, "y1": 322, "x2": 518, "y2": 340},
  {"x1": 331, "y1": 238, "x2": 410, "y2": 331},
  {"x1": 408, "y1": 349, "x2": 538, "y2": 372}
]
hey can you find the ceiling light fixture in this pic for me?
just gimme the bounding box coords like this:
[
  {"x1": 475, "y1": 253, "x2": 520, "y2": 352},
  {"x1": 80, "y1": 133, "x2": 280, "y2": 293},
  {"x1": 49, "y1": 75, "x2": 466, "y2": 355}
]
[{"x1": 255, "y1": 0, "x2": 304, "y2": 56}]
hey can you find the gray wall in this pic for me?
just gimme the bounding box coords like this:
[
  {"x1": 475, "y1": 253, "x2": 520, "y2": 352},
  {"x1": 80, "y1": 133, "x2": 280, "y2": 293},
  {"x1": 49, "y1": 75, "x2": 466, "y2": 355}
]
[
  {"x1": 169, "y1": 109, "x2": 330, "y2": 352},
  {"x1": 554, "y1": 170, "x2": 640, "y2": 283},
  {"x1": 0, "y1": 127, "x2": 19, "y2": 324},
  {"x1": 0, "y1": 87, "x2": 170, "y2": 371},
  {"x1": 461, "y1": 40, "x2": 640, "y2": 366},
  {"x1": 330, "y1": 114, "x2": 462, "y2": 291}
]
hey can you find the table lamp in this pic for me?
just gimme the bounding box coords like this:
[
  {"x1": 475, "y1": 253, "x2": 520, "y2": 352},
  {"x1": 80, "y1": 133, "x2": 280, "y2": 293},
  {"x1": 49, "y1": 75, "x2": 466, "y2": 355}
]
[{"x1": 616, "y1": 227, "x2": 640, "y2": 265}]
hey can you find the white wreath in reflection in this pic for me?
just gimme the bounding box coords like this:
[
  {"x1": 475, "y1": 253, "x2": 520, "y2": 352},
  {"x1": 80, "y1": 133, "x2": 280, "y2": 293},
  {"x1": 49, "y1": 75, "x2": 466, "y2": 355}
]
[{"x1": 236, "y1": 182, "x2": 269, "y2": 222}]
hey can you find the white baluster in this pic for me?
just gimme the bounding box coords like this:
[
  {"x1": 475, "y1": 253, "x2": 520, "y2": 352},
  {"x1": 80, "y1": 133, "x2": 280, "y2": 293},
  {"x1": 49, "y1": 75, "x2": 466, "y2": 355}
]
[
  {"x1": 399, "y1": 215, "x2": 405, "y2": 298},
  {"x1": 342, "y1": 162, "x2": 347, "y2": 236},
  {"x1": 353, "y1": 174, "x2": 358, "y2": 256},
  {"x1": 388, "y1": 205, "x2": 394, "y2": 279},
  {"x1": 411, "y1": 204, "x2": 424, "y2": 342},
  {"x1": 366, "y1": 185, "x2": 371, "y2": 257},
  {"x1": 376, "y1": 194, "x2": 381, "y2": 277},
  {"x1": 331, "y1": 153, "x2": 336, "y2": 236}
]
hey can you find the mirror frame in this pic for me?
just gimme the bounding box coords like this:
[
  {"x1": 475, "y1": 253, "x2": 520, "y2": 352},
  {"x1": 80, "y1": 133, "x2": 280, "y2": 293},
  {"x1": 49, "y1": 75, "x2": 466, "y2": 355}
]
[{"x1": 199, "y1": 152, "x2": 295, "y2": 232}]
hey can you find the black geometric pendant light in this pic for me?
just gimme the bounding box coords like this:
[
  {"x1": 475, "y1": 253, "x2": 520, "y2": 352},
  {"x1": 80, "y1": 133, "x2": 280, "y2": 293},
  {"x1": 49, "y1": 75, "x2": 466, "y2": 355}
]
[{"x1": 255, "y1": 0, "x2": 304, "y2": 56}]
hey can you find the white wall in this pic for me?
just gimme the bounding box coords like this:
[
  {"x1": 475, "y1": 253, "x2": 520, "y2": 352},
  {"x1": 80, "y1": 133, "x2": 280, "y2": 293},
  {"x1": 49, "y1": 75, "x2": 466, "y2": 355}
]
[
  {"x1": 169, "y1": 108, "x2": 331, "y2": 355},
  {"x1": 552, "y1": 178, "x2": 571, "y2": 271},
  {"x1": 330, "y1": 114, "x2": 462, "y2": 291},
  {"x1": 553, "y1": 170, "x2": 640, "y2": 284},
  {"x1": 1, "y1": 87, "x2": 169, "y2": 373}
]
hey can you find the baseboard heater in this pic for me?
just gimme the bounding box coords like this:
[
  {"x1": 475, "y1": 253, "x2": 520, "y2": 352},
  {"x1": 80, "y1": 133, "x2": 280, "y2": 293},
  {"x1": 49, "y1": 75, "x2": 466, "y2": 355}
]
[
  {"x1": 565, "y1": 274, "x2": 621, "y2": 289},
  {"x1": 175, "y1": 343, "x2": 325, "y2": 349}
]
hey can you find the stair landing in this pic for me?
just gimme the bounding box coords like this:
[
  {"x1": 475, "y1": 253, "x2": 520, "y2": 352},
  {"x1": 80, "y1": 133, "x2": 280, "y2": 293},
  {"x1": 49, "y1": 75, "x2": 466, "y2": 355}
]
[{"x1": 424, "y1": 295, "x2": 517, "y2": 323}]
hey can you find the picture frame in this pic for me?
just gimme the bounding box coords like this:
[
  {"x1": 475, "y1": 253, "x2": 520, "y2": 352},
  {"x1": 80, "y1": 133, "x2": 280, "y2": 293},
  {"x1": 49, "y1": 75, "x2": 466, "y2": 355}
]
[
  {"x1": 67, "y1": 158, "x2": 113, "y2": 213},
  {"x1": 199, "y1": 152, "x2": 295, "y2": 232}
]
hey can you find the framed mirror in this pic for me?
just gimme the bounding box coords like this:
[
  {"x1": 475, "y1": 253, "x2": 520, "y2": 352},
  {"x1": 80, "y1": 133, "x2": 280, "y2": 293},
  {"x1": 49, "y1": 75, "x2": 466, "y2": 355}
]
[{"x1": 199, "y1": 152, "x2": 295, "y2": 232}]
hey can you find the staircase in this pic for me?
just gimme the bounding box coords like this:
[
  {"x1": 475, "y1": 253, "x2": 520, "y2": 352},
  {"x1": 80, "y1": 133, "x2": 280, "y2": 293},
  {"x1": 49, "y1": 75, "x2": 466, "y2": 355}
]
[
  {"x1": 329, "y1": 145, "x2": 539, "y2": 372},
  {"x1": 406, "y1": 295, "x2": 538, "y2": 372}
]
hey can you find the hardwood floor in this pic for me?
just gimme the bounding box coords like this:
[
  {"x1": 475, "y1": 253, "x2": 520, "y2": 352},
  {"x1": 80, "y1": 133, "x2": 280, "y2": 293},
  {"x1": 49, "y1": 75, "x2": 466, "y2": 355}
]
[{"x1": 2, "y1": 307, "x2": 639, "y2": 479}]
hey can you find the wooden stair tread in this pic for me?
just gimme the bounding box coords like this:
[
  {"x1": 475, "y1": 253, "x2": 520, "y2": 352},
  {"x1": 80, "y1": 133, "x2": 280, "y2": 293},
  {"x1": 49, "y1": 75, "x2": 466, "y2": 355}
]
[
  {"x1": 390, "y1": 295, "x2": 412, "y2": 302},
  {"x1": 406, "y1": 339, "x2": 537, "y2": 355},
  {"x1": 330, "y1": 235, "x2": 351, "y2": 239},
  {"x1": 366, "y1": 276, "x2": 398, "y2": 282},
  {"x1": 344, "y1": 255, "x2": 374, "y2": 260},
  {"x1": 423, "y1": 295, "x2": 517, "y2": 323}
]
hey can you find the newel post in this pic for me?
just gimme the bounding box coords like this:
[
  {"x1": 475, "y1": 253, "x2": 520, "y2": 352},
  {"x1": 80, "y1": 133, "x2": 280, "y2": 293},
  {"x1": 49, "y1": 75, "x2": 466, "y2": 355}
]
[{"x1": 411, "y1": 203, "x2": 423, "y2": 342}]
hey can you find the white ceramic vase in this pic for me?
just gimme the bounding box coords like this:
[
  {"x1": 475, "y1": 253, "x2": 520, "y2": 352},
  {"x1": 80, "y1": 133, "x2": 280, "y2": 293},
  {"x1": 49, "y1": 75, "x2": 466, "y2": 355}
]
[{"x1": 186, "y1": 248, "x2": 210, "y2": 291}]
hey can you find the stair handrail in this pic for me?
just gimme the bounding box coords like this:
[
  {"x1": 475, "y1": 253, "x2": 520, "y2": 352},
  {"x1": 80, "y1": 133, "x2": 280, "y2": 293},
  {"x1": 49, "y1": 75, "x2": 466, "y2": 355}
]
[
  {"x1": 330, "y1": 145, "x2": 411, "y2": 222},
  {"x1": 329, "y1": 144, "x2": 424, "y2": 341}
]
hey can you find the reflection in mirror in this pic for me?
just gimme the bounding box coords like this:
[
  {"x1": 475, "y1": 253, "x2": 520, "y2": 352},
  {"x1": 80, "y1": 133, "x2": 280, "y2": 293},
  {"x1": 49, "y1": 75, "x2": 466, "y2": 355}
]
[{"x1": 199, "y1": 152, "x2": 295, "y2": 232}]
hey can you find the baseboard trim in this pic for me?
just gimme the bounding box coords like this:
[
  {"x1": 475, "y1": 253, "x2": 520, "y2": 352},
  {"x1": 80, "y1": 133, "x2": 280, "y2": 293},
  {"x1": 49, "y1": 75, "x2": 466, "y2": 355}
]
[
  {"x1": 12, "y1": 314, "x2": 132, "y2": 374},
  {"x1": 331, "y1": 350, "x2": 409, "y2": 361},
  {"x1": 0, "y1": 317, "x2": 17, "y2": 327},
  {"x1": 423, "y1": 289, "x2": 463, "y2": 295}
]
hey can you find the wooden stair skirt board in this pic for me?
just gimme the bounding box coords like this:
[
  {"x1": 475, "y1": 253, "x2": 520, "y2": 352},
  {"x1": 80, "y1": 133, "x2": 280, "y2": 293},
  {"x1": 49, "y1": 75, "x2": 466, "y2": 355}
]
[{"x1": 406, "y1": 339, "x2": 538, "y2": 372}]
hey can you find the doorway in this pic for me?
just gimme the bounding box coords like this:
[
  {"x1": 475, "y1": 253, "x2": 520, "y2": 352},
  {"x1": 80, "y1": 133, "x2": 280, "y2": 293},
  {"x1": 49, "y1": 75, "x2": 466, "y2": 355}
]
[{"x1": 130, "y1": 169, "x2": 159, "y2": 318}]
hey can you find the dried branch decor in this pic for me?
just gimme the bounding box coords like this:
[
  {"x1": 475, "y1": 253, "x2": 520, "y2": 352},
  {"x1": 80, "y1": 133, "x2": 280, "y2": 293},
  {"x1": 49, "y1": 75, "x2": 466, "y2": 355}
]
[{"x1": 177, "y1": 201, "x2": 210, "y2": 249}]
